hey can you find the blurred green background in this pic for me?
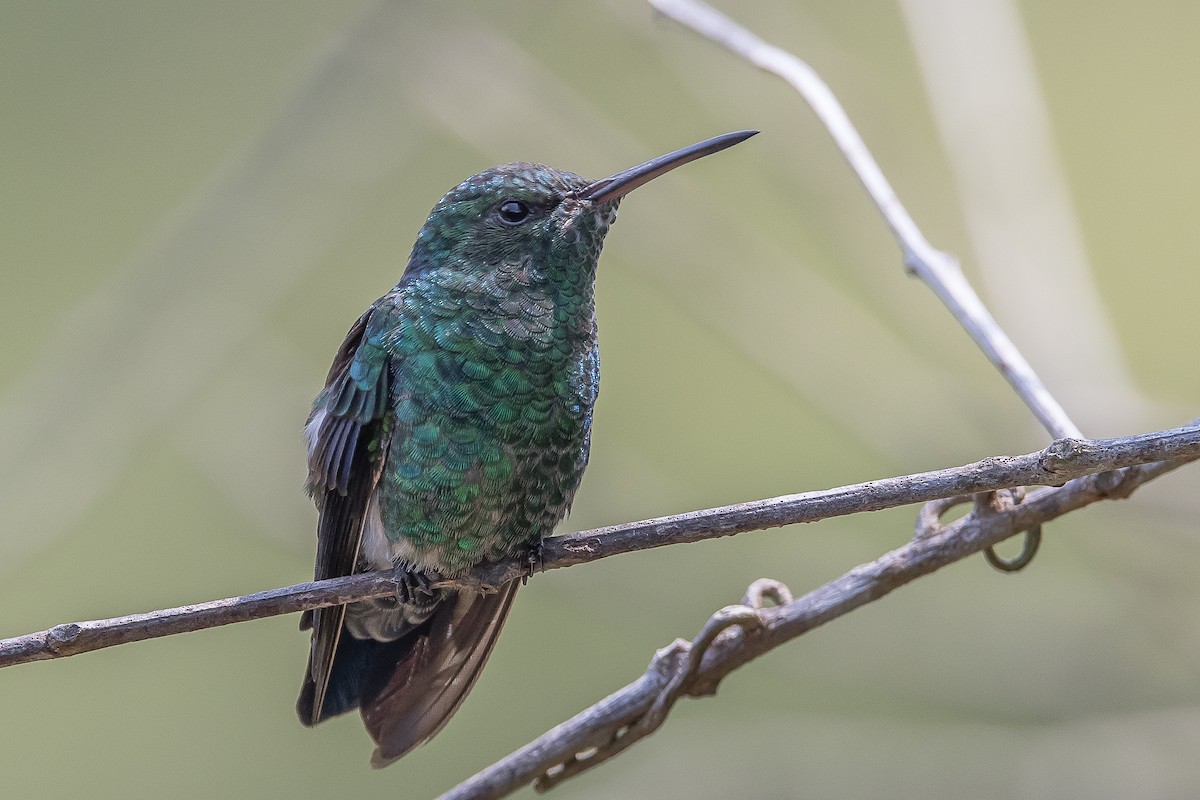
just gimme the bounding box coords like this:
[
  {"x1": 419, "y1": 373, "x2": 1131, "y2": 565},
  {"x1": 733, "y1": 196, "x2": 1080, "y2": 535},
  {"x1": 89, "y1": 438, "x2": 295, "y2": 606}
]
[{"x1": 3, "y1": 1, "x2": 1199, "y2": 797}]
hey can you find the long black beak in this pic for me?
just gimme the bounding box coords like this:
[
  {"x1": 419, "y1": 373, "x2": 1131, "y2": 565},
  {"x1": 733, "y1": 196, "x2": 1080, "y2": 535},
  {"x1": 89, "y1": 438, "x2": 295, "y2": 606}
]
[{"x1": 578, "y1": 130, "x2": 758, "y2": 204}]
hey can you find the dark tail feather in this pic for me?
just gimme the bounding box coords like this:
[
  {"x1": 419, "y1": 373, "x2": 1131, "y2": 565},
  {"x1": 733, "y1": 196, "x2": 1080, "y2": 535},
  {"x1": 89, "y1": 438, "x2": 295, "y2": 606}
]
[
  {"x1": 296, "y1": 582, "x2": 520, "y2": 766},
  {"x1": 298, "y1": 632, "x2": 410, "y2": 723},
  {"x1": 363, "y1": 581, "x2": 520, "y2": 768}
]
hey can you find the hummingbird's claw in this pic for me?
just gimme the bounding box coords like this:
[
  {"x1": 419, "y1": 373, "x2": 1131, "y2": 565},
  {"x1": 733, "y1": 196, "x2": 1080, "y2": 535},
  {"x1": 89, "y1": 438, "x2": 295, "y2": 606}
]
[
  {"x1": 521, "y1": 542, "x2": 545, "y2": 586},
  {"x1": 392, "y1": 562, "x2": 437, "y2": 607}
]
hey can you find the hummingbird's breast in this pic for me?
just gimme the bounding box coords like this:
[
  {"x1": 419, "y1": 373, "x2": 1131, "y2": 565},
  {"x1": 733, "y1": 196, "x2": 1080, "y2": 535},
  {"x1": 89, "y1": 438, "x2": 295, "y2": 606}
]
[{"x1": 371, "y1": 261, "x2": 598, "y2": 576}]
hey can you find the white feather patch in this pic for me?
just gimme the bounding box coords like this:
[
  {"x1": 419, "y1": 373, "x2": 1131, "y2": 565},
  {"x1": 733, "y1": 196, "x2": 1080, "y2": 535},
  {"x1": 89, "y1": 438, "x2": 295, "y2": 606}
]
[
  {"x1": 303, "y1": 407, "x2": 328, "y2": 459},
  {"x1": 360, "y1": 489, "x2": 447, "y2": 573},
  {"x1": 360, "y1": 490, "x2": 392, "y2": 570}
]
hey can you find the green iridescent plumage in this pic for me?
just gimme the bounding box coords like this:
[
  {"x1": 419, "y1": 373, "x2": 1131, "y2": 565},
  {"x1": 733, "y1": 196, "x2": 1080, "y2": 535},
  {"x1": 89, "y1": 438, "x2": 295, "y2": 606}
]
[
  {"x1": 296, "y1": 131, "x2": 756, "y2": 767},
  {"x1": 379, "y1": 217, "x2": 603, "y2": 574}
]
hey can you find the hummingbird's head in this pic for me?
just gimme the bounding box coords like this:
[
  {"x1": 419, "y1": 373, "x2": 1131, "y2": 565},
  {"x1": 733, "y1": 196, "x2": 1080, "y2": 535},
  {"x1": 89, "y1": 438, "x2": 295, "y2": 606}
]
[
  {"x1": 405, "y1": 164, "x2": 616, "y2": 281},
  {"x1": 402, "y1": 130, "x2": 759, "y2": 282}
]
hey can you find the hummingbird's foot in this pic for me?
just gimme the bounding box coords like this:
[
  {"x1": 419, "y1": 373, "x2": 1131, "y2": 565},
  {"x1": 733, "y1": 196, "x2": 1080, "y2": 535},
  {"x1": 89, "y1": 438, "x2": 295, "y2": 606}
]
[
  {"x1": 520, "y1": 541, "x2": 545, "y2": 586},
  {"x1": 392, "y1": 562, "x2": 437, "y2": 607}
]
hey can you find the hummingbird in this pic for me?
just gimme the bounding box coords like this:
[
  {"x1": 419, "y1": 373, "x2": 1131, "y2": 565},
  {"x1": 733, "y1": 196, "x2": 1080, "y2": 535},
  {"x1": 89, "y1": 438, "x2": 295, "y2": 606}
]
[{"x1": 297, "y1": 130, "x2": 757, "y2": 767}]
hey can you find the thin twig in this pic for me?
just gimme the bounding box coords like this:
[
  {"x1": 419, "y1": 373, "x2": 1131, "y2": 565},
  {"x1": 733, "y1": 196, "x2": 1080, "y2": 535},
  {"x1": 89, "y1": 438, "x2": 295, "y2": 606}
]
[
  {"x1": 650, "y1": 0, "x2": 1082, "y2": 441},
  {"x1": 438, "y1": 456, "x2": 1192, "y2": 800},
  {"x1": 2, "y1": 423, "x2": 1196, "y2": 669},
  {"x1": 652, "y1": 0, "x2": 1079, "y2": 573},
  {"x1": 0, "y1": 573, "x2": 400, "y2": 669}
]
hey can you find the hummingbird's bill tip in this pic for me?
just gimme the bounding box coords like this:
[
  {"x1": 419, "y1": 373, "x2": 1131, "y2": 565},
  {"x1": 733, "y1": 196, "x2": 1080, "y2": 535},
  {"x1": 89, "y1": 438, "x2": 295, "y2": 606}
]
[
  {"x1": 580, "y1": 129, "x2": 759, "y2": 204},
  {"x1": 728, "y1": 129, "x2": 760, "y2": 142}
]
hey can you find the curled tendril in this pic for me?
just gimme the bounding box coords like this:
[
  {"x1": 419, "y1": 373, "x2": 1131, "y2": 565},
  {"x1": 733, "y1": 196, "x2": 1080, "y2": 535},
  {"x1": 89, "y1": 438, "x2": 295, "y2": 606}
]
[
  {"x1": 916, "y1": 490, "x2": 1042, "y2": 573},
  {"x1": 984, "y1": 527, "x2": 1041, "y2": 572}
]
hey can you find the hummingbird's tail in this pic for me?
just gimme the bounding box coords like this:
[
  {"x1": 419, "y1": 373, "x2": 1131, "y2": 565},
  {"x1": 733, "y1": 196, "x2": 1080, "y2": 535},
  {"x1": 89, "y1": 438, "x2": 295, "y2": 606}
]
[{"x1": 297, "y1": 581, "x2": 520, "y2": 767}]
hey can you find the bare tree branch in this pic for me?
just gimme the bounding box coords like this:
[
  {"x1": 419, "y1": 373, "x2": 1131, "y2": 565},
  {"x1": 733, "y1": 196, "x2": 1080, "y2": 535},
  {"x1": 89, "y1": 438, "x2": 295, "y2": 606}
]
[
  {"x1": 2, "y1": 423, "x2": 1196, "y2": 670},
  {"x1": 438, "y1": 455, "x2": 1192, "y2": 799},
  {"x1": 650, "y1": 0, "x2": 1082, "y2": 441}
]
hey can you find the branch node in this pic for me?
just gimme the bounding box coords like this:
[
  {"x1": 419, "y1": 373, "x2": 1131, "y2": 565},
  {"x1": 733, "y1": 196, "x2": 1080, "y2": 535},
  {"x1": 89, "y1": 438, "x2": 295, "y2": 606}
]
[
  {"x1": 972, "y1": 486, "x2": 1027, "y2": 516},
  {"x1": 1040, "y1": 437, "x2": 1095, "y2": 481},
  {"x1": 46, "y1": 624, "x2": 82, "y2": 654},
  {"x1": 1092, "y1": 467, "x2": 1141, "y2": 500}
]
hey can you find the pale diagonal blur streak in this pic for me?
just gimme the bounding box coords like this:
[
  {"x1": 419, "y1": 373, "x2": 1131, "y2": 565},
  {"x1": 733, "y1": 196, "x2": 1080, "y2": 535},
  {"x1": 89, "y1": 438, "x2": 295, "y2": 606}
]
[{"x1": 899, "y1": 0, "x2": 1150, "y2": 434}]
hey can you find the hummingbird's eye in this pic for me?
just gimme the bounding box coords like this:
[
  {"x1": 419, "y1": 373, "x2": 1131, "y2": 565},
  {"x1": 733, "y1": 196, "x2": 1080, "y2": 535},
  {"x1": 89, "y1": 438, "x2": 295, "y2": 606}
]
[{"x1": 496, "y1": 199, "x2": 532, "y2": 226}]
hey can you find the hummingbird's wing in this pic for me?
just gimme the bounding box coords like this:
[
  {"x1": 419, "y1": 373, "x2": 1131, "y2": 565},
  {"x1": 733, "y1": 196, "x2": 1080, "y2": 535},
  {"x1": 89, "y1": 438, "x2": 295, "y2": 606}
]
[{"x1": 298, "y1": 305, "x2": 393, "y2": 725}]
